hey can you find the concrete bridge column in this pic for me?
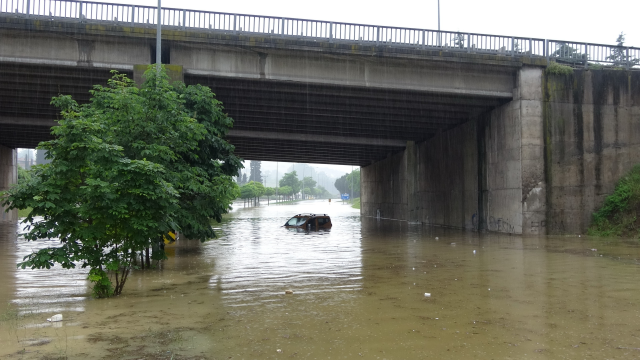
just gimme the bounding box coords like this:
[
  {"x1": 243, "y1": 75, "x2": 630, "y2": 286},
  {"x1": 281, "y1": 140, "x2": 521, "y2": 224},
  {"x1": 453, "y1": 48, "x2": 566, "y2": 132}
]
[
  {"x1": 0, "y1": 145, "x2": 18, "y2": 223},
  {"x1": 361, "y1": 66, "x2": 546, "y2": 235}
]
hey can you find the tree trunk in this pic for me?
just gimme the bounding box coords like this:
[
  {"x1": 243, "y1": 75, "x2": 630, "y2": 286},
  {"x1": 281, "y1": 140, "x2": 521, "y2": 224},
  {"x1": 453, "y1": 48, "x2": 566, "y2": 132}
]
[
  {"x1": 145, "y1": 248, "x2": 150, "y2": 268},
  {"x1": 140, "y1": 252, "x2": 144, "y2": 269}
]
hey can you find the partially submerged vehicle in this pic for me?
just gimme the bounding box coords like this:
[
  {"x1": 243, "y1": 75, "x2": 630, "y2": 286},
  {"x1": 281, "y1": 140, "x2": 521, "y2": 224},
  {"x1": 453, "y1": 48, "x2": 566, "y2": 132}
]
[{"x1": 284, "y1": 213, "x2": 332, "y2": 230}]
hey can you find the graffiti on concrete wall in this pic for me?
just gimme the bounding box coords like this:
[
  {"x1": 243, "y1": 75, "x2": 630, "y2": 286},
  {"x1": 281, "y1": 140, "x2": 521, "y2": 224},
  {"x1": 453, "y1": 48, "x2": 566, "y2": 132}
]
[
  {"x1": 529, "y1": 220, "x2": 546, "y2": 233},
  {"x1": 472, "y1": 213, "x2": 516, "y2": 233}
]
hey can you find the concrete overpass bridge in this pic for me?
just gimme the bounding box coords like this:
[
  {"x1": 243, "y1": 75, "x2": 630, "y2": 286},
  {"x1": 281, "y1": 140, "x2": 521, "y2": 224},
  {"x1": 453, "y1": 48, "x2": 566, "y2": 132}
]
[{"x1": 1, "y1": 0, "x2": 640, "y2": 235}]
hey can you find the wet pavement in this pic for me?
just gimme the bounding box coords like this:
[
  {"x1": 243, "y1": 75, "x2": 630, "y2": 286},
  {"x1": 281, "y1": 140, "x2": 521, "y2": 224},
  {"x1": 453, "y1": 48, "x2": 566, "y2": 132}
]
[{"x1": 1, "y1": 199, "x2": 640, "y2": 359}]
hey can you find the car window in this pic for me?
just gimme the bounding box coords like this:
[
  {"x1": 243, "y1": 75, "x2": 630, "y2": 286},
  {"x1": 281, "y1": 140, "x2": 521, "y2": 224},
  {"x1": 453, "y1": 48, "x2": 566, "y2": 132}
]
[
  {"x1": 286, "y1": 217, "x2": 298, "y2": 226},
  {"x1": 297, "y1": 217, "x2": 309, "y2": 225}
]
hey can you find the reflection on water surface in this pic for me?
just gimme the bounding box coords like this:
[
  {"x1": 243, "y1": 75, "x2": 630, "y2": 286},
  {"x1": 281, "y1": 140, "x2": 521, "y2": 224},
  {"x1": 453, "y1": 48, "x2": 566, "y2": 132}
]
[{"x1": 1, "y1": 199, "x2": 640, "y2": 359}]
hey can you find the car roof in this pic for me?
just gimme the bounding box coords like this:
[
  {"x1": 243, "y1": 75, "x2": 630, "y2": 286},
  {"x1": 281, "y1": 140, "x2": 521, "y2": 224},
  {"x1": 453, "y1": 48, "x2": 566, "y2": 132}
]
[{"x1": 292, "y1": 213, "x2": 330, "y2": 217}]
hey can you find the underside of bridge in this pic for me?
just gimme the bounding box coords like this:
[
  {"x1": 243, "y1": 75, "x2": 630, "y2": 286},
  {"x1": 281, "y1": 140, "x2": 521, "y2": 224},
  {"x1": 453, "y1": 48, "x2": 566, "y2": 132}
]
[{"x1": 0, "y1": 63, "x2": 507, "y2": 166}]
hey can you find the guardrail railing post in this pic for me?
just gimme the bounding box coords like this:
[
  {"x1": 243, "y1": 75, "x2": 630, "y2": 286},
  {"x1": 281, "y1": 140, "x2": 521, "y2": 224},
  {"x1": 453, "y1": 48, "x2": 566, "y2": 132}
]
[
  {"x1": 529, "y1": 38, "x2": 532, "y2": 55},
  {"x1": 329, "y1": 22, "x2": 333, "y2": 42},
  {"x1": 78, "y1": 1, "x2": 83, "y2": 20},
  {"x1": 131, "y1": 5, "x2": 135, "y2": 26},
  {"x1": 280, "y1": 18, "x2": 284, "y2": 38},
  {"x1": 421, "y1": 29, "x2": 425, "y2": 48},
  {"x1": 377, "y1": 26, "x2": 381, "y2": 46},
  {"x1": 626, "y1": 47, "x2": 630, "y2": 70},
  {"x1": 233, "y1": 14, "x2": 236, "y2": 34},
  {"x1": 544, "y1": 39, "x2": 548, "y2": 61},
  {"x1": 26, "y1": 0, "x2": 30, "y2": 18},
  {"x1": 583, "y1": 43, "x2": 588, "y2": 68},
  {"x1": 511, "y1": 37, "x2": 514, "y2": 56},
  {"x1": 182, "y1": 10, "x2": 186, "y2": 30},
  {"x1": 467, "y1": 33, "x2": 470, "y2": 53}
]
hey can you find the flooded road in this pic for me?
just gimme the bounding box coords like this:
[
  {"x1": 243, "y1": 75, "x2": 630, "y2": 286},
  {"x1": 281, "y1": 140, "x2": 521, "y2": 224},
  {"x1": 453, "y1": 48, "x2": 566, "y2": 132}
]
[{"x1": 1, "y1": 199, "x2": 640, "y2": 359}]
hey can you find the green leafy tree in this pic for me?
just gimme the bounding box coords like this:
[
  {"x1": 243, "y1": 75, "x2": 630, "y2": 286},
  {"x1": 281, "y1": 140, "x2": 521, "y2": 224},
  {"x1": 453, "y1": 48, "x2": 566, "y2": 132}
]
[
  {"x1": 279, "y1": 171, "x2": 301, "y2": 198},
  {"x1": 302, "y1": 176, "x2": 316, "y2": 189},
  {"x1": 553, "y1": 42, "x2": 586, "y2": 65},
  {"x1": 315, "y1": 185, "x2": 331, "y2": 198},
  {"x1": 240, "y1": 182, "x2": 259, "y2": 199},
  {"x1": 17, "y1": 166, "x2": 31, "y2": 184},
  {"x1": 454, "y1": 32, "x2": 465, "y2": 49},
  {"x1": 334, "y1": 174, "x2": 349, "y2": 195},
  {"x1": 0, "y1": 67, "x2": 241, "y2": 297},
  {"x1": 606, "y1": 33, "x2": 639, "y2": 67},
  {"x1": 346, "y1": 169, "x2": 361, "y2": 198},
  {"x1": 264, "y1": 187, "x2": 275, "y2": 204},
  {"x1": 279, "y1": 185, "x2": 293, "y2": 200}
]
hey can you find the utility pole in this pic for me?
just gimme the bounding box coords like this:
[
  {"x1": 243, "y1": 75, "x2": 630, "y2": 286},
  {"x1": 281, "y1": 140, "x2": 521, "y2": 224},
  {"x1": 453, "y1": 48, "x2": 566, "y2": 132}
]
[
  {"x1": 351, "y1": 166, "x2": 354, "y2": 203},
  {"x1": 156, "y1": 0, "x2": 161, "y2": 77}
]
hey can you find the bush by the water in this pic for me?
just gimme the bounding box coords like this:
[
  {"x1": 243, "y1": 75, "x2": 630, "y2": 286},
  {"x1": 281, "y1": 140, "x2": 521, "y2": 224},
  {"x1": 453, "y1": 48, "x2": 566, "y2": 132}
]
[{"x1": 588, "y1": 165, "x2": 640, "y2": 238}]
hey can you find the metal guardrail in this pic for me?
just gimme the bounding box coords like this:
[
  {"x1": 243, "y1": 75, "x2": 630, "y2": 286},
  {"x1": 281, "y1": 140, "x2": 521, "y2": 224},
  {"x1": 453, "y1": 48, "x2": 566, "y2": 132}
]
[{"x1": 1, "y1": 0, "x2": 639, "y2": 69}]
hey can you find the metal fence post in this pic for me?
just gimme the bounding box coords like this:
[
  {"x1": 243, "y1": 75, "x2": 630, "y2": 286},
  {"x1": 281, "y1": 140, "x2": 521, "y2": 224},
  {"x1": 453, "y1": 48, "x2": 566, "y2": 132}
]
[
  {"x1": 529, "y1": 38, "x2": 532, "y2": 55},
  {"x1": 182, "y1": 10, "x2": 186, "y2": 29},
  {"x1": 329, "y1": 22, "x2": 333, "y2": 42},
  {"x1": 26, "y1": 0, "x2": 30, "y2": 18},
  {"x1": 584, "y1": 43, "x2": 588, "y2": 69},
  {"x1": 78, "y1": 1, "x2": 83, "y2": 20},
  {"x1": 421, "y1": 29, "x2": 425, "y2": 48},
  {"x1": 511, "y1": 37, "x2": 514, "y2": 56},
  {"x1": 131, "y1": 5, "x2": 135, "y2": 27},
  {"x1": 280, "y1": 17, "x2": 284, "y2": 38},
  {"x1": 233, "y1": 14, "x2": 236, "y2": 34},
  {"x1": 544, "y1": 39, "x2": 548, "y2": 61},
  {"x1": 377, "y1": 26, "x2": 380, "y2": 46},
  {"x1": 467, "y1": 33, "x2": 470, "y2": 53}
]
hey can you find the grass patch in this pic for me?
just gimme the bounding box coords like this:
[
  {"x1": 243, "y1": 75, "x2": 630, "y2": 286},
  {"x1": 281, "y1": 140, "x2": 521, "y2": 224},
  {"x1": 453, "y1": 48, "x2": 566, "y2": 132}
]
[
  {"x1": 588, "y1": 165, "x2": 640, "y2": 238},
  {"x1": 18, "y1": 207, "x2": 32, "y2": 218},
  {"x1": 351, "y1": 198, "x2": 360, "y2": 210},
  {"x1": 546, "y1": 62, "x2": 574, "y2": 75}
]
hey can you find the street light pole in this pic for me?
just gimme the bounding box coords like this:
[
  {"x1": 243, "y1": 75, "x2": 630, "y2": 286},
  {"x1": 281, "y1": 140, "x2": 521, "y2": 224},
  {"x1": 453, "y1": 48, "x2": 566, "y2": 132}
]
[
  {"x1": 438, "y1": 0, "x2": 440, "y2": 32},
  {"x1": 156, "y1": 0, "x2": 161, "y2": 76}
]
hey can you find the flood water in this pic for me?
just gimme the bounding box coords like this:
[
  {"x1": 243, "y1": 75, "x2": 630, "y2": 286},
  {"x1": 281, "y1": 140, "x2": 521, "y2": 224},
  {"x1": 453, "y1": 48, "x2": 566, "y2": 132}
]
[{"x1": 1, "y1": 199, "x2": 640, "y2": 359}]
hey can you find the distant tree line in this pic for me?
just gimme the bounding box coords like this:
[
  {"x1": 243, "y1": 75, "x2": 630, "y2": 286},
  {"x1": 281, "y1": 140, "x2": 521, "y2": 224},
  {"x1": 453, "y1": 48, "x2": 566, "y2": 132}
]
[{"x1": 334, "y1": 169, "x2": 360, "y2": 198}]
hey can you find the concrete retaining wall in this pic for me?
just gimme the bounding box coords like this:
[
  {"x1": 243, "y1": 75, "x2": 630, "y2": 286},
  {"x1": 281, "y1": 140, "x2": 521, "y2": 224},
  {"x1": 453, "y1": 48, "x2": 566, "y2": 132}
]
[{"x1": 544, "y1": 70, "x2": 640, "y2": 234}]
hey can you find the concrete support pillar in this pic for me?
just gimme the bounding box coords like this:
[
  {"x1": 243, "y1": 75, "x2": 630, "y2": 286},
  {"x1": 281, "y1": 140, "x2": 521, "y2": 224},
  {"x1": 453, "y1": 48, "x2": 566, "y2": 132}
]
[
  {"x1": 0, "y1": 145, "x2": 18, "y2": 223},
  {"x1": 406, "y1": 141, "x2": 420, "y2": 223}
]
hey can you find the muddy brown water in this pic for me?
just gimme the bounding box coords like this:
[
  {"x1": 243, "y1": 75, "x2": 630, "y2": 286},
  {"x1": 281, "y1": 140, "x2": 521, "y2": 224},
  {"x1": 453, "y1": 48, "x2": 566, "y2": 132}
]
[{"x1": 1, "y1": 200, "x2": 640, "y2": 359}]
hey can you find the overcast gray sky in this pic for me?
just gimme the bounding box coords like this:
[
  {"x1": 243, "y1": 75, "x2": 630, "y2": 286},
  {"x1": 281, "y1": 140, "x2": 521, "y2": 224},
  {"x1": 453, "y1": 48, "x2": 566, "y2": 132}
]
[{"x1": 108, "y1": 0, "x2": 639, "y2": 46}]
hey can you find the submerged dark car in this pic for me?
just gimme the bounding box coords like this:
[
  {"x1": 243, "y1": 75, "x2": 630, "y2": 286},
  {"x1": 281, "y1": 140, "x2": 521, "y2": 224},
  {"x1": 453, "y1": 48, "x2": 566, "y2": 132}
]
[{"x1": 284, "y1": 213, "x2": 332, "y2": 230}]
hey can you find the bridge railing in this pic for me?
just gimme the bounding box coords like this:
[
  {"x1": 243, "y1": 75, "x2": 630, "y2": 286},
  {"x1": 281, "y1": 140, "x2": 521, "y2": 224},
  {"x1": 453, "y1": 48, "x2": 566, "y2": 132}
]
[{"x1": 1, "y1": 0, "x2": 639, "y2": 68}]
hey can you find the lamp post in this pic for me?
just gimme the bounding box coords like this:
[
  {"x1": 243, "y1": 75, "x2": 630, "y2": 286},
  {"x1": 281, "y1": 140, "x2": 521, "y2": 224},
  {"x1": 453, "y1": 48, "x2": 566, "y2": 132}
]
[{"x1": 156, "y1": 0, "x2": 161, "y2": 76}]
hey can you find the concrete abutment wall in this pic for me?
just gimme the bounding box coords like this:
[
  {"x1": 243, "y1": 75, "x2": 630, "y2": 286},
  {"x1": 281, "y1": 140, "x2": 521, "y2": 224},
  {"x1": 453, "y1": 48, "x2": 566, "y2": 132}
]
[
  {"x1": 362, "y1": 67, "x2": 639, "y2": 235},
  {"x1": 0, "y1": 144, "x2": 18, "y2": 223}
]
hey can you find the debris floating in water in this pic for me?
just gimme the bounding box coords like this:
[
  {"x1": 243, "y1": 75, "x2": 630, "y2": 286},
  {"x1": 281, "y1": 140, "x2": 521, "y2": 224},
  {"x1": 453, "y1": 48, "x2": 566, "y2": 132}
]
[
  {"x1": 473, "y1": 250, "x2": 476, "y2": 254},
  {"x1": 285, "y1": 289, "x2": 293, "y2": 295},
  {"x1": 424, "y1": 293, "x2": 431, "y2": 297},
  {"x1": 276, "y1": 349, "x2": 283, "y2": 353},
  {"x1": 591, "y1": 249, "x2": 597, "y2": 252},
  {"x1": 450, "y1": 243, "x2": 456, "y2": 245},
  {"x1": 47, "y1": 314, "x2": 63, "y2": 322},
  {"x1": 435, "y1": 237, "x2": 439, "y2": 240}
]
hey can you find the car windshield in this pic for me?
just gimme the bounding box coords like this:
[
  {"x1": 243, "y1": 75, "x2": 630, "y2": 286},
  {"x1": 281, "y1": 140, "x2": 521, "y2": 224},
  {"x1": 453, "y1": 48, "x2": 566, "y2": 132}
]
[{"x1": 286, "y1": 216, "x2": 309, "y2": 226}]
